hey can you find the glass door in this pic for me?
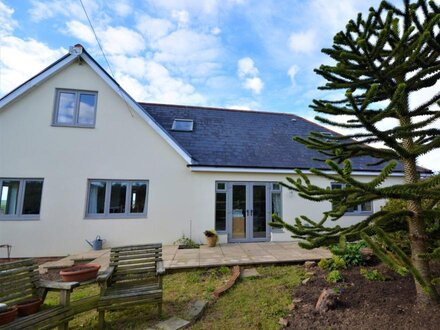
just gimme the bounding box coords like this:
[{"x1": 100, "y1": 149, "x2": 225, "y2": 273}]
[
  {"x1": 231, "y1": 184, "x2": 247, "y2": 240},
  {"x1": 228, "y1": 182, "x2": 270, "y2": 242}
]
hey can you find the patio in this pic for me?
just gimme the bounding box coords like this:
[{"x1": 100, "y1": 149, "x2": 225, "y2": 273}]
[{"x1": 39, "y1": 242, "x2": 331, "y2": 274}]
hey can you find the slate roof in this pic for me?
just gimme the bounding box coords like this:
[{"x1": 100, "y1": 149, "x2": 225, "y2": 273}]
[{"x1": 140, "y1": 103, "x2": 423, "y2": 173}]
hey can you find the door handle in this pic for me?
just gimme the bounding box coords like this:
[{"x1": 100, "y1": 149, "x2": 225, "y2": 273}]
[
  {"x1": 250, "y1": 210, "x2": 253, "y2": 216},
  {"x1": 246, "y1": 210, "x2": 249, "y2": 216}
]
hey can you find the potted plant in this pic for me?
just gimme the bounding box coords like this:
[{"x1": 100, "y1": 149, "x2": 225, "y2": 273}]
[
  {"x1": 59, "y1": 263, "x2": 101, "y2": 282},
  {"x1": 16, "y1": 297, "x2": 43, "y2": 316},
  {"x1": 204, "y1": 230, "x2": 218, "y2": 247}
]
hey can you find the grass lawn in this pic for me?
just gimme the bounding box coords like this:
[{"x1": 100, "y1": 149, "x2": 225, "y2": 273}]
[{"x1": 44, "y1": 265, "x2": 304, "y2": 329}]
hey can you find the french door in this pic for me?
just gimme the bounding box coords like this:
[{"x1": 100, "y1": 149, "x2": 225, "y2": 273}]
[{"x1": 228, "y1": 182, "x2": 270, "y2": 242}]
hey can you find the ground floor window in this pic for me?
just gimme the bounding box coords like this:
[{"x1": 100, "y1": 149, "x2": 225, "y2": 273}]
[
  {"x1": 0, "y1": 178, "x2": 43, "y2": 219},
  {"x1": 331, "y1": 183, "x2": 373, "y2": 214},
  {"x1": 86, "y1": 180, "x2": 148, "y2": 218},
  {"x1": 215, "y1": 182, "x2": 227, "y2": 231}
]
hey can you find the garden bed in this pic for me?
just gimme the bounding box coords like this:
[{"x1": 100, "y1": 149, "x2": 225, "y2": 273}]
[{"x1": 286, "y1": 263, "x2": 440, "y2": 330}]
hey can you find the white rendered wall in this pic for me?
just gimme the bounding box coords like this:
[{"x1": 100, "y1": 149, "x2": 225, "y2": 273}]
[{"x1": 0, "y1": 60, "x2": 404, "y2": 257}]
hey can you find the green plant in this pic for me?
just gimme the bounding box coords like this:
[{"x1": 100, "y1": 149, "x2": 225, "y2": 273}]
[
  {"x1": 331, "y1": 241, "x2": 368, "y2": 267},
  {"x1": 330, "y1": 256, "x2": 346, "y2": 270},
  {"x1": 318, "y1": 258, "x2": 330, "y2": 270},
  {"x1": 327, "y1": 270, "x2": 343, "y2": 283},
  {"x1": 218, "y1": 266, "x2": 230, "y2": 275},
  {"x1": 204, "y1": 230, "x2": 218, "y2": 238},
  {"x1": 360, "y1": 268, "x2": 387, "y2": 281},
  {"x1": 173, "y1": 235, "x2": 200, "y2": 248}
]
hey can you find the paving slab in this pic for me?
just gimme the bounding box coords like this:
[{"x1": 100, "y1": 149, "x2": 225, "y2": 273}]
[
  {"x1": 240, "y1": 268, "x2": 261, "y2": 278},
  {"x1": 187, "y1": 300, "x2": 208, "y2": 322},
  {"x1": 155, "y1": 317, "x2": 190, "y2": 330}
]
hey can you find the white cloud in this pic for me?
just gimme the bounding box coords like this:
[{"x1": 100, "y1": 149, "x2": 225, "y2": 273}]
[
  {"x1": 28, "y1": 0, "x2": 96, "y2": 23},
  {"x1": 0, "y1": 1, "x2": 16, "y2": 37},
  {"x1": 211, "y1": 27, "x2": 221, "y2": 35},
  {"x1": 237, "y1": 57, "x2": 264, "y2": 94},
  {"x1": 136, "y1": 15, "x2": 174, "y2": 43},
  {"x1": 287, "y1": 64, "x2": 299, "y2": 87},
  {"x1": 243, "y1": 77, "x2": 264, "y2": 94},
  {"x1": 0, "y1": 36, "x2": 66, "y2": 95},
  {"x1": 99, "y1": 26, "x2": 145, "y2": 56},
  {"x1": 237, "y1": 57, "x2": 259, "y2": 78},
  {"x1": 172, "y1": 10, "x2": 190, "y2": 27},
  {"x1": 66, "y1": 20, "x2": 95, "y2": 44},
  {"x1": 109, "y1": 0, "x2": 132, "y2": 17},
  {"x1": 288, "y1": 30, "x2": 317, "y2": 54}
]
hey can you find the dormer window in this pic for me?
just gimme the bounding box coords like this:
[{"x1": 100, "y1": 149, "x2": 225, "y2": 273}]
[
  {"x1": 53, "y1": 89, "x2": 97, "y2": 127},
  {"x1": 172, "y1": 119, "x2": 193, "y2": 132}
]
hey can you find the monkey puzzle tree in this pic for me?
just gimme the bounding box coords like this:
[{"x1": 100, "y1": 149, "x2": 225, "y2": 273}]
[{"x1": 272, "y1": 0, "x2": 440, "y2": 304}]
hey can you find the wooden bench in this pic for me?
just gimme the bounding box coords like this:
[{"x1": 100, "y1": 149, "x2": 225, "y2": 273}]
[
  {"x1": 97, "y1": 243, "x2": 165, "y2": 329},
  {"x1": 0, "y1": 259, "x2": 79, "y2": 330}
]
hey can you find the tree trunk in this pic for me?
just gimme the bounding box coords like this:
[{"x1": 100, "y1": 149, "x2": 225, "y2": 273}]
[{"x1": 401, "y1": 156, "x2": 440, "y2": 305}]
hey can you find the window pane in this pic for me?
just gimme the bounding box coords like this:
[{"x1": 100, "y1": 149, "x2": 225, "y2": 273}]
[
  {"x1": 215, "y1": 192, "x2": 226, "y2": 231},
  {"x1": 217, "y1": 182, "x2": 225, "y2": 190},
  {"x1": 88, "y1": 181, "x2": 106, "y2": 214},
  {"x1": 56, "y1": 92, "x2": 76, "y2": 124},
  {"x1": 22, "y1": 181, "x2": 43, "y2": 215},
  {"x1": 172, "y1": 119, "x2": 193, "y2": 131},
  {"x1": 0, "y1": 181, "x2": 20, "y2": 215},
  {"x1": 110, "y1": 182, "x2": 127, "y2": 214},
  {"x1": 272, "y1": 183, "x2": 281, "y2": 191},
  {"x1": 130, "y1": 182, "x2": 147, "y2": 213},
  {"x1": 78, "y1": 94, "x2": 96, "y2": 125},
  {"x1": 272, "y1": 192, "x2": 282, "y2": 217},
  {"x1": 361, "y1": 202, "x2": 372, "y2": 212}
]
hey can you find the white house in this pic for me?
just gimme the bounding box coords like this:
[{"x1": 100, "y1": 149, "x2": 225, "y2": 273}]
[{"x1": 0, "y1": 45, "x2": 419, "y2": 257}]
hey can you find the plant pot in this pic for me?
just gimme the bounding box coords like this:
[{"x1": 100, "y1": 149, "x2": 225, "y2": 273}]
[
  {"x1": 16, "y1": 298, "x2": 43, "y2": 316},
  {"x1": 0, "y1": 307, "x2": 18, "y2": 326},
  {"x1": 60, "y1": 263, "x2": 101, "y2": 282},
  {"x1": 206, "y1": 235, "x2": 218, "y2": 247}
]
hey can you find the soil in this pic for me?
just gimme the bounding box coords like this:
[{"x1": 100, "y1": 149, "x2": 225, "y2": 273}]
[{"x1": 286, "y1": 263, "x2": 440, "y2": 330}]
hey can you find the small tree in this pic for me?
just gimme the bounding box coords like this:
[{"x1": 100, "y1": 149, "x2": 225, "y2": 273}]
[{"x1": 272, "y1": 0, "x2": 440, "y2": 304}]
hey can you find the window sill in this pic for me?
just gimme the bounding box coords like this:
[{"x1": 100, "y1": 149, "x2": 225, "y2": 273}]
[
  {"x1": 85, "y1": 214, "x2": 147, "y2": 220},
  {"x1": 51, "y1": 123, "x2": 95, "y2": 129},
  {"x1": 0, "y1": 217, "x2": 40, "y2": 221},
  {"x1": 344, "y1": 212, "x2": 373, "y2": 216}
]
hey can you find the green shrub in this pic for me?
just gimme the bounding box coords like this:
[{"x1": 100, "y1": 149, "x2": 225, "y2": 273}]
[
  {"x1": 360, "y1": 268, "x2": 387, "y2": 281},
  {"x1": 318, "y1": 258, "x2": 330, "y2": 270},
  {"x1": 330, "y1": 256, "x2": 346, "y2": 270},
  {"x1": 331, "y1": 240, "x2": 367, "y2": 267},
  {"x1": 326, "y1": 270, "x2": 343, "y2": 283},
  {"x1": 174, "y1": 235, "x2": 200, "y2": 248}
]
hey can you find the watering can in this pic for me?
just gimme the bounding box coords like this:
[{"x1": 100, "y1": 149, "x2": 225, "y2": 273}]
[{"x1": 85, "y1": 235, "x2": 104, "y2": 251}]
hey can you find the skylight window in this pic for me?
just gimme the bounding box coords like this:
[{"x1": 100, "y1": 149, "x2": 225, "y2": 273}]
[{"x1": 172, "y1": 119, "x2": 194, "y2": 132}]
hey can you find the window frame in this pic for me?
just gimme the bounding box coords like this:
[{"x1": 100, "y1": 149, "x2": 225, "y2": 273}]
[
  {"x1": 330, "y1": 182, "x2": 373, "y2": 215},
  {"x1": 85, "y1": 179, "x2": 149, "y2": 219},
  {"x1": 214, "y1": 181, "x2": 227, "y2": 232},
  {"x1": 270, "y1": 183, "x2": 283, "y2": 232},
  {"x1": 171, "y1": 119, "x2": 194, "y2": 132},
  {"x1": 52, "y1": 89, "x2": 98, "y2": 128},
  {"x1": 0, "y1": 178, "x2": 44, "y2": 221}
]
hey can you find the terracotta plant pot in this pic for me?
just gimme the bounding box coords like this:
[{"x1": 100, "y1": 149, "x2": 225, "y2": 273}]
[
  {"x1": 0, "y1": 307, "x2": 18, "y2": 326},
  {"x1": 16, "y1": 298, "x2": 43, "y2": 316},
  {"x1": 60, "y1": 263, "x2": 101, "y2": 282},
  {"x1": 206, "y1": 235, "x2": 218, "y2": 247}
]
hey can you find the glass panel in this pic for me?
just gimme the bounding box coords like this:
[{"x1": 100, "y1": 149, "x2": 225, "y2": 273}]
[
  {"x1": 232, "y1": 185, "x2": 246, "y2": 239},
  {"x1": 110, "y1": 182, "x2": 127, "y2": 214},
  {"x1": 130, "y1": 182, "x2": 147, "y2": 213},
  {"x1": 22, "y1": 181, "x2": 43, "y2": 215},
  {"x1": 253, "y1": 185, "x2": 266, "y2": 238},
  {"x1": 272, "y1": 183, "x2": 281, "y2": 191},
  {"x1": 88, "y1": 181, "x2": 106, "y2": 214},
  {"x1": 215, "y1": 192, "x2": 226, "y2": 231},
  {"x1": 361, "y1": 202, "x2": 372, "y2": 212},
  {"x1": 172, "y1": 120, "x2": 193, "y2": 131},
  {"x1": 78, "y1": 94, "x2": 96, "y2": 125},
  {"x1": 272, "y1": 192, "x2": 282, "y2": 217},
  {"x1": 0, "y1": 181, "x2": 20, "y2": 215},
  {"x1": 217, "y1": 182, "x2": 226, "y2": 191},
  {"x1": 56, "y1": 92, "x2": 76, "y2": 124}
]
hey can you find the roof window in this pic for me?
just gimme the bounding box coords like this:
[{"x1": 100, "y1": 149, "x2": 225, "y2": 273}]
[{"x1": 172, "y1": 119, "x2": 194, "y2": 132}]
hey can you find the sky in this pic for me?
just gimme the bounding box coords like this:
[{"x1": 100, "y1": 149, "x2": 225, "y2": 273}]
[{"x1": 0, "y1": 0, "x2": 439, "y2": 171}]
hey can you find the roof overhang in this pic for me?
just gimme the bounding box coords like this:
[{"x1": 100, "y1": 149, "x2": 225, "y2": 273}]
[
  {"x1": 0, "y1": 45, "x2": 193, "y2": 165},
  {"x1": 188, "y1": 166, "x2": 421, "y2": 177}
]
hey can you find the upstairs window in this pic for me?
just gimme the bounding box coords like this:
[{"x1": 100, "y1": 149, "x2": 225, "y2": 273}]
[
  {"x1": 0, "y1": 179, "x2": 44, "y2": 220},
  {"x1": 53, "y1": 89, "x2": 97, "y2": 127},
  {"x1": 172, "y1": 119, "x2": 193, "y2": 131}
]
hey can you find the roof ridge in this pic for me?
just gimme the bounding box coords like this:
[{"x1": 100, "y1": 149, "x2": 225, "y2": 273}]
[{"x1": 139, "y1": 102, "x2": 301, "y2": 117}]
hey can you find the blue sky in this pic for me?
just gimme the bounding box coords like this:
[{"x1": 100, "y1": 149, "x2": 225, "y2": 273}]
[{"x1": 0, "y1": 0, "x2": 439, "y2": 170}]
